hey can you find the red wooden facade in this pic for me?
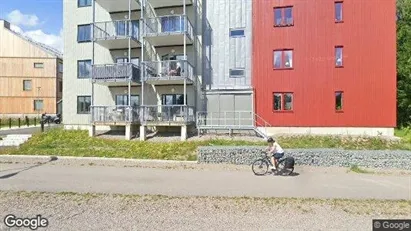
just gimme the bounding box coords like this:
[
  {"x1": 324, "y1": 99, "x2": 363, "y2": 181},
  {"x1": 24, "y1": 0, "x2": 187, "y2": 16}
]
[{"x1": 252, "y1": 0, "x2": 397, "y2": 127}]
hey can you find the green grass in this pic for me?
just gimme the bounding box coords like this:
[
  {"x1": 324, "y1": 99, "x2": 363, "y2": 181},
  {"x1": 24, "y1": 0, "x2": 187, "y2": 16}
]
[
  {"x1": 0, "y1": 117, "x2": 40, "y2": 128},
  {"x1": 395, "y1": 126, "x2": 411, "y2": 142},
  {"x1": 349, "y1": 165, "x2": 373, "y2": 174},
  {"x1": 0, "y1": 128, "x2": 410, "y2": 161}
]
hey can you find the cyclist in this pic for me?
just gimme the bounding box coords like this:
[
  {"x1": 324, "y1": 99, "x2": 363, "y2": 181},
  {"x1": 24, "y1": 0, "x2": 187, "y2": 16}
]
[{"x1": 266, "y1": 137, "x2": 284, "y2": 171}]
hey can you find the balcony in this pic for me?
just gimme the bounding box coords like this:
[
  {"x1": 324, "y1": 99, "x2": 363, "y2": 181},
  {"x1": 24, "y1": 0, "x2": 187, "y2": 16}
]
[
  {"x1": 148, "y1": 0, "x2": 192, "y2": 8},
  {"x1": 142, "y1": 60, "x2": 194, "y2": 85},
  {"x1": 91, "y1": 105, "x2": 140, "y2": 125},
  {"x1": 92, "y1": 63, "x2": 140, "y2": 86},
  {"x1": 93, "y1": 20, "x2": 140, "y2": 49},
  {"x1": 96, "y1": 0, "x2": 140, "y2": 13},
  {"x1": 140, "y1": 105, "x2": 195, "y2": 126},
  {"x1": 142, "y1": 15, "x2": 194, "y2": 46}
]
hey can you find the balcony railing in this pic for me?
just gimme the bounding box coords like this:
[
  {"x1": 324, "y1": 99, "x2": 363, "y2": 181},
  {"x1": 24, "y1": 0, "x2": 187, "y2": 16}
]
[
  {"x1": 140, "y1": 105, "x2": 195, "y2": 124},
  {"x1": 142, "y1": 60, "x2": 194, "y2": 82},
  {"x1": 91, "y1": 105, "x2": 140, "y2": 124},
  {"x1": 93, "y1": 20, "x2": 139, "y2": 41},
  {"x1": 143, "y1": 15, "x2": 194, "y2": 40},
  {"x1": 92, "y1": 63, "x2": 140, "y2": 83}
]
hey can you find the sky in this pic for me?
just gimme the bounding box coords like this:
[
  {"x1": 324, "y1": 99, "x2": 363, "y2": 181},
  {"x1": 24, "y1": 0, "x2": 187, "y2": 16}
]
[{"x1": 0, "y1": 0, "x2": 63, "y2": 52}]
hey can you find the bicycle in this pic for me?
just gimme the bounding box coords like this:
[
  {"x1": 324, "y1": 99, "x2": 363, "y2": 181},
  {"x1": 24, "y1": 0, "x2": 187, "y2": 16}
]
[{"x1": 251, "y1": 151, "x2": 295, "y2": 176}]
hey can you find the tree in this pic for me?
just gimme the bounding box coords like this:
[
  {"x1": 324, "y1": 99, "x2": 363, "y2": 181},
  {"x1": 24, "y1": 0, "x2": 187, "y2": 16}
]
[{"x1": 397, "y1": 0, "x2": 411, "y2": 126}]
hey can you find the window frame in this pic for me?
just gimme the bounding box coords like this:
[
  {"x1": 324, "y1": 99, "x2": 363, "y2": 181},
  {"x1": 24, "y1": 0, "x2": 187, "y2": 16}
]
[
  {"x1": 273, "y1": 92, "x2": 294, "y2": 112},
  {"x1": 335, "y1": 91, "x2": 344, "y2": 112},
  {"x1": 273, "y1": 6, "x2": 294, "y2": 27},
  {"x1": 229, "y1": 28, "x2": 245, "y2": 38},
  {"x1": 77, "y1": 59, "x2": 92, "y2": 79},
  {"x1": 229, "y1": 68, "x2": 245, "y2": 78},
  {"x1": 335, "y1": 46, "x2": 344, "y2": 67},
  {"x1": 77, "y1": 24, "x2": 92, "y2": 43},
  {"x1": 335, "y1": 1, "x2": 344, "y2": 23},
  {"x1": 77, "y1": 95, "x2": 91, "y2": 114},
  {"x1": 33, "y1": 99, "x2": 44, "y2": 111},
  {"x1": 115, "y1": 94, "x2": 140, "y2": 107},
  {"x1": 34, "y1": 62, "x2": 44, "y2": 68},
  {"x1": 23, "y1": 80, "x2": 32, "y2": 91},
  {"x1": 273, "y1": 49, "x2": 294, "y2": 70},
  {"x1": 78, "y1": 0, "x2": 92, "y2": 8}
]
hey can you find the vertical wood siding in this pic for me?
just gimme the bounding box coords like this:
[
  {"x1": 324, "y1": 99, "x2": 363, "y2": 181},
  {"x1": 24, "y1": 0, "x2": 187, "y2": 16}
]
[{"x1": 252, "y1": 0, "x2": 397, "y2": 127}]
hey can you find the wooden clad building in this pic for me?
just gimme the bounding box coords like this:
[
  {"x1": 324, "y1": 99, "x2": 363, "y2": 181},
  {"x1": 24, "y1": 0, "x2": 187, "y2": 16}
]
[{"x1": 0, "y1": 20, "x2": 63, "y2": 117}]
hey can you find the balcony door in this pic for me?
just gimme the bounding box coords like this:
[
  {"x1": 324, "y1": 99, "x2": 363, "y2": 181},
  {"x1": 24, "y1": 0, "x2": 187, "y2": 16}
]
[
  {"x1": 116, "y1": 94, "x2": 139, "y2": 108},
  {"x1": 161, "y1": 54, "x2": 184, "y2": 71},
  {"x1": 161, "y1": 16, "x2": 185, "y2": 33},
  {"x1": 115, "y1": 20, "x2": 139, "y2": 38},
  {"x1": 116, "y1": 57, "x2": 139, "y2": 66}
]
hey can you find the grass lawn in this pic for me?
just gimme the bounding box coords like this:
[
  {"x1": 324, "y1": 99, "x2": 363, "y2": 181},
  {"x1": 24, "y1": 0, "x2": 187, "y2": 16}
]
[{"x1": 0, "y1": 128, "x2": 410, "y2": 161}]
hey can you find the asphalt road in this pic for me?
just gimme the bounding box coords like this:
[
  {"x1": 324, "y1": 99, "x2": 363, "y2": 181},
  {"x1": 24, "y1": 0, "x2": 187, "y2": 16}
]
[
  {"x1": 1, "y1": 162, "x2": 410, "y2": 200},
  {"x1": 0, "y1": 124, "x2": 59, "y2": 135}
]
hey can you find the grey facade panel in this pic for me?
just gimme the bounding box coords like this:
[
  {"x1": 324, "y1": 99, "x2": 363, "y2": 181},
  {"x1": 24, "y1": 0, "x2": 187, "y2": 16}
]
[{"x1": 204, "y1": 0, "x2": 252, "y2": 90}]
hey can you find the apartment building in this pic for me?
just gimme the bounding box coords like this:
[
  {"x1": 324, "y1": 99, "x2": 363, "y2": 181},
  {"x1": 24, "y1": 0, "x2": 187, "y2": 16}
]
[
  {"x1": 0, "y1": 20, "x2": 63, "y2": 117},
  {"x1": 63, "y1": 0, "x2": 396, "y2": 140},
  {"x1": 252, "y1": 0, "x2": 397, "y2": 136}
]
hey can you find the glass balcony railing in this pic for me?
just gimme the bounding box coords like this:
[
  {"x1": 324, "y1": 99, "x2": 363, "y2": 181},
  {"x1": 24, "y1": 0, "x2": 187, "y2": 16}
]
[
  {"x1": 93, "y1": 20, "x2": 139, "y2": 41},
  {"x1": 142, "y1": 60, "x2": 194, "y2": 82},
  {"x1": 143, "y1": 15, "x2": 194, "y2": 40}
]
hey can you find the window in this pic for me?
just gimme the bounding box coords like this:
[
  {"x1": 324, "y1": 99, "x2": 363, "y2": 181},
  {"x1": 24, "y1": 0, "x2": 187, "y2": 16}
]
[
  {"x1": 274, "y1": 6, "x2": 293, "y2": 27},
  {"x1": 230, "y1": 29, "x2": 245, "y2": 37},
  {"x1": 229, "y1": 69, "x2": 245, "y2": 78},
  {"x1": 273, "y1": 93, "x2": 293, "y2": 111},
  {"x1": 23, "y1": 80, "x2": 32, "y2": 91},
  {"x1": 77, "y1": 96, "x2": 91, "y2": 114},
  {"x1": 335, "y1": 46, "x2": 343, "y2": 67},
  {"x1": 273, "y1": 49, "x2": 293, "y2": 69},
  {"x1": 115, "y1": 95, "x2": 139, "y2": 107},
  {"x1": 116, "y1": 57, "x2": 140, "y2": 66},
  {"x1": 335, "y1": 91, "x2": 343, "y2": 111},
  {"x1": 161, "y1": 16, "x2": 185, "y2": 33},
  {"x1": 58, "y1": 62, "x2": 63, "y2": 73},
  {"x1": 34, "y1": 63, "x2": 44, "y2": 68},
  {"x1": 34, "y1": 100, "x2": 44, "y2": 111},
  {"x1": 59, "y1": 81, "x2": 63, "y2": 92},
  {"x1": 162, "y1": 94, "x2": 186, "y2": 105},
  {"x1": 78, "y1": 60, "x2": 92, "y2": 78},
  {"x1": 78, "y1": 0, "x2": 91, "y2": 7},
  {"x1": 335, "y1": 2, "x2": 343, "y2": 22},
  {"x1": 77, "y1": 24, "x2": 91, "y2": 42}
]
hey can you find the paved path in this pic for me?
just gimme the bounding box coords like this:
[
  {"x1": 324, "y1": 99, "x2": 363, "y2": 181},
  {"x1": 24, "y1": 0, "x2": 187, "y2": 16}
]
[
  {"x1": 0, "y1": 124, "x2": 59, "y2": 135},
  {"x1": 0, "y1": 162, "x2": 410, "y2": 200}
]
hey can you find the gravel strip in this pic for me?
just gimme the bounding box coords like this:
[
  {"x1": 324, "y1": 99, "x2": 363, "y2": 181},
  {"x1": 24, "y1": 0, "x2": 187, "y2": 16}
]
[{"x1": 0, "y1": 191, "x2": 410, "y2": 231}]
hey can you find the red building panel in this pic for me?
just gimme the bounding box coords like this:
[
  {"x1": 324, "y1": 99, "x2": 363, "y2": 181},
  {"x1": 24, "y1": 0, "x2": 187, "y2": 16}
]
[{"x1": 252, "y1": 0, "x2": 397, "y2": 127}]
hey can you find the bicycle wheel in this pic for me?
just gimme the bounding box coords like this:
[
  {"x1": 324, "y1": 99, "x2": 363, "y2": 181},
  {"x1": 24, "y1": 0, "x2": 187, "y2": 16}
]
[
  {"x1": 252, "y1": 159, "x2": 269, "y2": 176},
  {"x1": 277, "y1": 159, "x2": 294, "y2": 176}
]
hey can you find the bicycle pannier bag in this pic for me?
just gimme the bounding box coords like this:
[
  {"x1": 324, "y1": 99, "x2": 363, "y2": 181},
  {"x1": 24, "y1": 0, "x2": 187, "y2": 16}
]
[{"x1": 284, "y1": 157, "x2": 295, "y2": 168}]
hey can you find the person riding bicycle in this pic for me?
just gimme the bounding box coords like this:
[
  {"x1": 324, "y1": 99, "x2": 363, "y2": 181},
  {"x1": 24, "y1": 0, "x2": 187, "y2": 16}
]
[{"x1": 266, "y1": 137, "x2": 284, "y2": 171}]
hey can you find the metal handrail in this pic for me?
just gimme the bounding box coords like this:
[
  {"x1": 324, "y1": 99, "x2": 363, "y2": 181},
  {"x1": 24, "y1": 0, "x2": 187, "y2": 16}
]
[
  {"x1": 93, "y1": 20, "x2": 139, "y2": 41},
  {"x1": 140, "y1": 105, "x2": 195, "y2": 124},
  {"x1": 90, "y1": 105, "x2": 139, "y2": 123},
  {"x1": 143, "y1": 15, "x2": 194, "y2": 39},
  {"x1": 92, "y1": 63, "x2": 140, "y2": 82},
  {"x1": 141, "y1": 60, "x2": 194, "y2": 81}
]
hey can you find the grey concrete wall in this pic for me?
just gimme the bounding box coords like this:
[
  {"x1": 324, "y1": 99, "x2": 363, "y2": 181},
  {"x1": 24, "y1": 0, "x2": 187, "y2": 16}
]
[
  {"x1": 197, "y1": 146, "x2": 411, "y2": 170},
  {"x1": 203, "y1": 0, "x2": 252, "y2": 90}
]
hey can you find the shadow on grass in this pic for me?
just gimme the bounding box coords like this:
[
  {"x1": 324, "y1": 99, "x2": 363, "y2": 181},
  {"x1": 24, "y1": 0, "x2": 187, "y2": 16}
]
[{"x1": 0, "y1": 156, "x2": 58, "y2": 179}]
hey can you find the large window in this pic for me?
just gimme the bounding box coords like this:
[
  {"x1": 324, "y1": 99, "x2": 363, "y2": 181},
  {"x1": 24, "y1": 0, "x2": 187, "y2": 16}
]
[
  {"x1": 335, "y1": 91, "x2": 343, "y2": 111},
  {"x1": 78, "y1": 60, "x2": 92, "y2": 78},
  {"x1": 335, "y1": 2, "x2": 343, "y2": 22},
  {"x1": 162, "y1": 94, "x2": 185, "y2": 105},
  {"x1": 23, "y1": 80, "x2": 32, "y2": 91},
  {"x1": 274, "y1": 6, "x2": 293, "y2": 27},
  {"x1": 273, "y1": 49, "x2": 293, "y2": 69},
  {"x1": 161, "y1": 16, "x2": 185, "y2": 33},
  {"x1": 34, "y1": 100, "x2": 44, "y2": 111},
  {"x1": 78, "y1": 0, "x2": 91, "y2": 7},
  {"x1": 335, "y1": 46, "x2": 343, "y2": 67},
  {"x1": 115, "y1": 95, "x2": 139, "y2": 107},
  {"x1": 77, "y1": 96, "x2": 91, "y2": 114},
  {"x1": 273, "y1": 93, "x2": 293, "y2": 111},
  {"x1": 77, "y1": 24, "x2": 91, "y2": 42}
]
